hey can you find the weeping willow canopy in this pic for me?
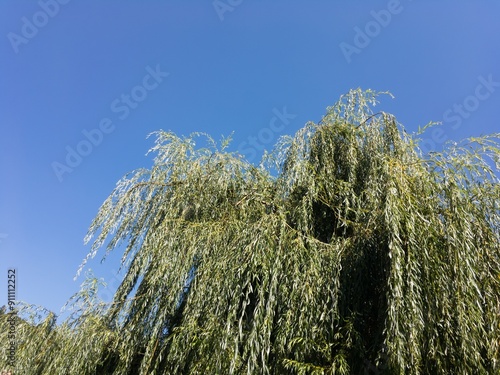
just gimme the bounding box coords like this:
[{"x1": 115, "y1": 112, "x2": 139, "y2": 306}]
[{"x1": 2, "y1": 89, "x2": 500, "y2": 374}]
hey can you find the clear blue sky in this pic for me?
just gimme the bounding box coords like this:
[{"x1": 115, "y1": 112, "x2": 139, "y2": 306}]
[{"x1": 1, "y1": 1, "x2": 499, "y2": 320}]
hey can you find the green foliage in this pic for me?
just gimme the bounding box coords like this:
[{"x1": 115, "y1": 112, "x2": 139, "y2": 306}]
[{"x1": 2, "y1": 89, "x2": 499, "y2": 374}]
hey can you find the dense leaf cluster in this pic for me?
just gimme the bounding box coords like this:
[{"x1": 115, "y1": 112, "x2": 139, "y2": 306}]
[{"x1": 2, "y1": 89, "x2": 499, "y2": 374}]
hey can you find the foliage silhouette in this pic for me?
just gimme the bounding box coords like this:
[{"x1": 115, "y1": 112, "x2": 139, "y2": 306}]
[{"x1": 1, "y1": 89, "x2": 499, "y2": 374}]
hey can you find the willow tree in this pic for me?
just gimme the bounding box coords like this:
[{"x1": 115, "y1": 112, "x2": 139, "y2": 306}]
[{"x1": 2, "y1": 89, "x2": 500, "y2": 374}]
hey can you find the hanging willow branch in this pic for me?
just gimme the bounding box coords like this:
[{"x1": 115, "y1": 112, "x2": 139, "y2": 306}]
[{"x1": 1, "y1": 89, "x2": 499, "y2": 374}]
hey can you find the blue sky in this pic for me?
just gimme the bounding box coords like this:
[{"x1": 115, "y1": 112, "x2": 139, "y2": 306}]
[{"x1": 1, "y1": 1, "x2": 499, "y2": 320}]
